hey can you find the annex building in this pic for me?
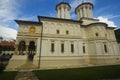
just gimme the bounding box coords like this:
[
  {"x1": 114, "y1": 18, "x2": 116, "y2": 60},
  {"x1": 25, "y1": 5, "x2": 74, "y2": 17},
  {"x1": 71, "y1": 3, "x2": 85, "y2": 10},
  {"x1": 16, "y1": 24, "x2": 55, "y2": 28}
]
[{"x1": 6, "y1": 1, "x2": 120, "y2": 70}]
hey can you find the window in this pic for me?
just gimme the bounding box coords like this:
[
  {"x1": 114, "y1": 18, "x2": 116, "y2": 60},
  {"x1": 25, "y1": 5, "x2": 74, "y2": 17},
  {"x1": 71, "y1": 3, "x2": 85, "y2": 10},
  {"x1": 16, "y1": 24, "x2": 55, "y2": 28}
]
[
  {"x1": 51, "y1": 43, "x2": 54, "y2": 52},
  {"x1": 83, "y1": 43, "x2": 85, "y2": 53},
  {"x1": 104, "y1": 44, "x2": 107, "y2": 53},
  {"x1": 61, "y1": 43, "x2": 64, "y2": 53},
  {"x1": 56, "y1": 30, "x2": 60, "y2": 34},
  {"x1": 95, "y1": 33, "x2": 99, "y2": 37},
  {"x1": 105, "y1": 34, "x2": 107, "y2": 37},
  {"x1": 71, "y1": 44, "x2": 74, "y2": 53},
  {"x1": 66, "y1": 30, "x2": 69, "y2": 35},
  {"x1": 83, "y1": 46, "x2": 85, "y2": 53}
]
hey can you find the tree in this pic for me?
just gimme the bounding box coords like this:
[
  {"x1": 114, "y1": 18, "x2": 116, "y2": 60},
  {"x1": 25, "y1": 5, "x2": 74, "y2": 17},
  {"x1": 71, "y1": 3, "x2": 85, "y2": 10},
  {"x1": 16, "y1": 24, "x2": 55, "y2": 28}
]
[{"x1": 0, "y1": 36, "x2": 3, "y2": 54}]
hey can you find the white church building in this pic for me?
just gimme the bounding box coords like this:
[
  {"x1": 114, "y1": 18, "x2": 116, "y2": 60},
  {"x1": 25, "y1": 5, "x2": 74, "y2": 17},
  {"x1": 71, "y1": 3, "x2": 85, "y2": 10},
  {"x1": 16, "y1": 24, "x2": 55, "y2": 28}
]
[{"x1": 6, "y1": 1, "x2": 120, "y2": 70}]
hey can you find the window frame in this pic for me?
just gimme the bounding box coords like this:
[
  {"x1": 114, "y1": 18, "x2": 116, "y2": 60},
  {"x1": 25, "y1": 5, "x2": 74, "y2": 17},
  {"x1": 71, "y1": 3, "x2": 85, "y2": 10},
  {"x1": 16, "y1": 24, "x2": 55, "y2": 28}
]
[
  {"x1": 61, "y1": 43, "x2": 64, "y2": 53},
  {"x1": 71, "y1": 43, "x2": 74, "y2": 53},
  {"x1": 51, "y1": 43, "x2": 55, "y2": 52}
]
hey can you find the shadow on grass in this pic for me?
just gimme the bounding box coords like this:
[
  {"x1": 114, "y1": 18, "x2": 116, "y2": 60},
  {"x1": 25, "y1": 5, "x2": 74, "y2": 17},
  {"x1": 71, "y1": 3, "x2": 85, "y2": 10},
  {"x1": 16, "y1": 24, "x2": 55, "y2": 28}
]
[{"x1": 33, "y1": 65, "x2": 120, "y2": 80}]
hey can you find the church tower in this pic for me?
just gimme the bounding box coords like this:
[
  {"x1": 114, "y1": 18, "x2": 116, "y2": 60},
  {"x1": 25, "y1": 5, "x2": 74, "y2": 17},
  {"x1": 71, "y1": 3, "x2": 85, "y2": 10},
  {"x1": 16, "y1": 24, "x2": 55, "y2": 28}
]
[
  {"x1": 56, "y1": 2, "x2": 71, "y2": 19},
  {"x1": 75, "y1": 2, "x2": 93, "y2": 20}
]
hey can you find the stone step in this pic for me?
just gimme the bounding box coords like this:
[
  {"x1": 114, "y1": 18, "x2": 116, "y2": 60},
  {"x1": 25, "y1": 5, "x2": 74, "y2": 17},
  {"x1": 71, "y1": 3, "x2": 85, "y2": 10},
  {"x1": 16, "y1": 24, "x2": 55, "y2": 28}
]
[{"x1": 16, "y1": 62, "x2": 38, "y2": 70}]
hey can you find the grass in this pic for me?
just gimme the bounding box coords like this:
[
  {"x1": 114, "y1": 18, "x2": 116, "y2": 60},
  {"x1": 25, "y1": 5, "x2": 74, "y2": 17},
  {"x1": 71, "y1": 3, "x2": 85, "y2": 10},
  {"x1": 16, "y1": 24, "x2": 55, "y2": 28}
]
[
  {"x1": 0, "y1": 71, "x2": 18, "y2": 80},
  {"x1": 33, "y1": 65, "x2": 120, "y2": 80}
]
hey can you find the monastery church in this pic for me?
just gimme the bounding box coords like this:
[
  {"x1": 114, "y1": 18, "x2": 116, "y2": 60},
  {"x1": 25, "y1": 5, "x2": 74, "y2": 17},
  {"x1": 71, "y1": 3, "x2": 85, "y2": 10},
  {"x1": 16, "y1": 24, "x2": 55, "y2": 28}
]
[{"x1": 6, "y1": 1, "x2": 120, "y2": 70}]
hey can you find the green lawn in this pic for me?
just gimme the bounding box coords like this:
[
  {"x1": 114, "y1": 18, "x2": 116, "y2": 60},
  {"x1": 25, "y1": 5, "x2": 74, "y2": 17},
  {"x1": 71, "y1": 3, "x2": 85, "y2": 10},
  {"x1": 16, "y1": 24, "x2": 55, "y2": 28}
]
[
  {"x1": 33, "y1": 65, "x2": 120, "y2": 80},
  {"x1": 0, "y1": 71, "x2": 18, "y2": 80}
]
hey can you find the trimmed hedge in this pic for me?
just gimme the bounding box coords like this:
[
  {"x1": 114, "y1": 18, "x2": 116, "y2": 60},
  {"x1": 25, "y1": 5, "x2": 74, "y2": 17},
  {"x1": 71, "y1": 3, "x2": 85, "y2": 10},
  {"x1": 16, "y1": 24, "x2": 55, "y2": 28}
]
[
  {"x1": 0, "y1": 63, "x2": 6, "y2": 72},
  {"x1": 0, "y1": 71, "x2": 18, "y2": 80},
  {"x1": 34, "y1": 65, "x2": 120, "y2": 80}
]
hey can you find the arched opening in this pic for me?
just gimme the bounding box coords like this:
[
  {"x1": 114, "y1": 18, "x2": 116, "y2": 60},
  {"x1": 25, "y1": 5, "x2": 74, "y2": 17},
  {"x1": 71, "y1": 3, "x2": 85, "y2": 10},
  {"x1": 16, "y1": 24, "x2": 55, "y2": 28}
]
[
  {"x1": 18, "y1": 41, "x2": 26, "y2": 55},
  {"x1": 28, "y1": 41, "x2": 36, "y2": 61}
]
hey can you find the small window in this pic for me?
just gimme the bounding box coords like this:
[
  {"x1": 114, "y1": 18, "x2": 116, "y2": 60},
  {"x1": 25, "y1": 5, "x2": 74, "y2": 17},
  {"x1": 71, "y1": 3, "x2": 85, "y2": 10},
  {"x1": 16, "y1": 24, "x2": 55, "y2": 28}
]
[
  {"x1": 104, "y1": 44, "x2": 107, "y2": 53},
  {"x1": 51, "y1": 43, "x2": 54, "y2": 52},
  {"x1": 95, "y1": 33, "x2": 99, "y2": 37},
  {"x1": 61, "y1": 43, "x2": 64, "y2": 53},
  {"x1": 71, "y1": 44, "x2": 74, "y2": 53},
  {"x1": 66, "y1": 30, "x2": 69, "y2": 35},
  {"x1": 57, "y1": 30, "x2": 60, "y2": 34},
  {"x1": 83, "y1": 43, "x2": 86, "y2": 53},
  {"x1": 83, "y1": 46, "x2": 85, "y2": 53},
  {"x1": 105, "y1": 34, "x2": 107, "y2": 37}
]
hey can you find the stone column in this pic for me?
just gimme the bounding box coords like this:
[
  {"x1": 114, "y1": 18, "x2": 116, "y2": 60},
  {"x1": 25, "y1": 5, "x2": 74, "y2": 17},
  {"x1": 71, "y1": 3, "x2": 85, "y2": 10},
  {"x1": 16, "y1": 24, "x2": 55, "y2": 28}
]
[
  {"x1": 77, "y1": 10, "x2": 80, "y2": 20},
  {"x1": 89, "y1": 7, "x2": 93, "y2": 18},
  {"x1": 67, "y1": 8, "x2": 70, "y2": 19},
  {"x1": 76, "y1": 9, "x2": 79, "y2": 20},
  {"x1": 64, "y1": 7, "x2": 66, "y2": 18},
  {"x1": 78, "y1": 9, "x2": 81, "y2": 19},
  {"x1": 57, "y1": 8, "x2": 60, "y2": 18},
  {"x1": 14, "y1": 45, "x2": 18, "y2": 55},
  {"x1": 60, "y1": 8, "x2": 62, "y2": 18},
  {"x1": 87, "y1": 6, "x2": 90, "y2": 18},
  {"x1": 26, "y1": 45, "x2": 28, "y2": 55},
  {"x1": 83, "y1": 6, "x2": 87, "y2": 17},
  {"x1": 80, "y1": 8, "x2": 83, "y2": 18},
  {"x1": 86, "y1": 6, "x2": 88, "y2": 18},
  {"x1": 61, "y1": 5, "x2": 64, "y2": 18}
]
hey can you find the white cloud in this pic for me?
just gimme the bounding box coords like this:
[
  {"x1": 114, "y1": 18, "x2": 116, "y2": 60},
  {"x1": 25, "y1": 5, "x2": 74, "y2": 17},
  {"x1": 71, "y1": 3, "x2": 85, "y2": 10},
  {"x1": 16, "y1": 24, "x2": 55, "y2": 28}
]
[
  {"x1": 102, "y1": 14, "x2": 120, "y2": 20},
  {"x1": 97, "y1": 16, "x2": 117, "y2": 27},
  {"x1": 0, "y1": 26, "x2": 17, "y2": 41},
  {"x1": 0, "y1": 0, "x2": 21, "y2": 23},
  {"x1": 0, "y1": 0, "x2": 22, "y2": 40}
]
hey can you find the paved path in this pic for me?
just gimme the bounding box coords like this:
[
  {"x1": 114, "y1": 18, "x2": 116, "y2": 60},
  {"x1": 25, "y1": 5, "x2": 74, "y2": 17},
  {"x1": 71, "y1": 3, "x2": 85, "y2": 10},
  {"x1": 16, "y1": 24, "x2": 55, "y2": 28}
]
[{"x1": 15, "y1": 71, "x2": 39, "y2": 80}]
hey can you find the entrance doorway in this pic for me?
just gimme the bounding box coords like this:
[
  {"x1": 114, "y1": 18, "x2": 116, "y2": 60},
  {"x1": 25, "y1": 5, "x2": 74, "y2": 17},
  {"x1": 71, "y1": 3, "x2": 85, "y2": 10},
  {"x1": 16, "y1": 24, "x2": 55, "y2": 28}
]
[
  {"x1": 18, "y1": 41, "x2": 26, "y2": 55},
  {"x1": 27, "y1": 41, "x2": 36, "y2": 61}
]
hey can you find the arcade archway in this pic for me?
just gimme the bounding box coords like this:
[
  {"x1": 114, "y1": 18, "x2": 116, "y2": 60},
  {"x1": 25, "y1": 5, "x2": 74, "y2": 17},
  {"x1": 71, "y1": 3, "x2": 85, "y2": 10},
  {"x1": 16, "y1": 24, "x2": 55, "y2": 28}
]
[
  {"x1": 28, "y1": 41, "x2": 36, "y2": 61},
  {"x1": 18, "y1": 41, "x2": 26, "y2": 55}
]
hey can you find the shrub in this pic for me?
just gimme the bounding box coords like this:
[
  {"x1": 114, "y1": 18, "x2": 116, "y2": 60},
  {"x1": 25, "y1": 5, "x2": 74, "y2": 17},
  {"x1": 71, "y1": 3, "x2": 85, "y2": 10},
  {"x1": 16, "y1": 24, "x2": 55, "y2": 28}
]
[{"x1": 0, "y1": 63, "x2": 5, "y2": 72}]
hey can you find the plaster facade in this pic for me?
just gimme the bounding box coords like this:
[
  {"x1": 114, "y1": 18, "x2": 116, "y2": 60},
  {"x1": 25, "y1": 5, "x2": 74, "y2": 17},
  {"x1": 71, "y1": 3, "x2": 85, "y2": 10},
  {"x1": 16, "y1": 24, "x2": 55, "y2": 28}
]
[{"x1": 6, "y1": 2, "x2": 120, "y2": 70}]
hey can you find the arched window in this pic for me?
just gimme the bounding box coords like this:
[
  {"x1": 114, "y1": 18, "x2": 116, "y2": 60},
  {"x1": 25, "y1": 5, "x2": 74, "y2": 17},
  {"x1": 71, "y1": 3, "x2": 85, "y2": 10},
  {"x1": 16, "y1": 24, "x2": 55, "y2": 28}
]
[
  {"x1": 71, "y1": 43, "x2": 74, "y2": 53},
  {"x1": 95, "y1": 33, "x2": 99, "y2": 37},
  {"x1": 103, "y1": 43, "x2": 108, "y2": 53},
  {"x1": 83, "y1": 43, "x2": 86, "y2": 53},
  {"x1": 61, "y1": 43, "x2": 64, "y2": 53},
  {"x1": 66, "y1": 30, "x2": 69, "y2": 35},
  {"x1": 51, "y1": 43, "x2": 55, "y2": 52},
  {"x1": 18, "y1": 41, "x2": 26, "y2": 55},
  {"x1": 56, "y1": 30, "x2": 60, "y2": 34}
]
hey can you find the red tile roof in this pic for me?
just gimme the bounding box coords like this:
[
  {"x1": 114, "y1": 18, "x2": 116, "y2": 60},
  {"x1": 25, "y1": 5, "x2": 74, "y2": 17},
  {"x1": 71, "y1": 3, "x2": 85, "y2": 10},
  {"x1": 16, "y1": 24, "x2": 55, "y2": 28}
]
[{"x1": 0, "y1": 41, "x2": 15, "y2": 46}]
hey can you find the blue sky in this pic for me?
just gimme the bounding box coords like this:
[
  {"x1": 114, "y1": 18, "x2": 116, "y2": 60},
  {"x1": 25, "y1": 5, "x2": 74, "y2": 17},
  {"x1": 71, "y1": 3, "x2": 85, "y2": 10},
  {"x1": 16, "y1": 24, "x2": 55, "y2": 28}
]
[{"x1": 0, "y1": 0, "x2": 120, "y2": 40}]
